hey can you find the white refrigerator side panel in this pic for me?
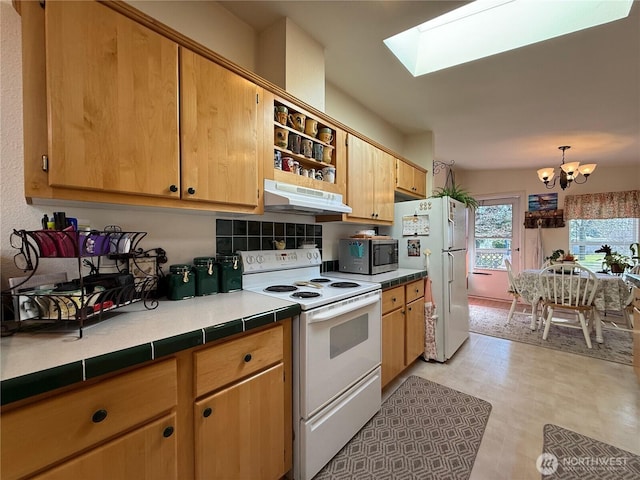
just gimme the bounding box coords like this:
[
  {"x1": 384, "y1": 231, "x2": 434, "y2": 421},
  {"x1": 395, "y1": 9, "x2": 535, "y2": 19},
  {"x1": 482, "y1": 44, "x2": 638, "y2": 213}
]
[{"x1": 443, "y1": 250, "x2": 469, "y2": 359}]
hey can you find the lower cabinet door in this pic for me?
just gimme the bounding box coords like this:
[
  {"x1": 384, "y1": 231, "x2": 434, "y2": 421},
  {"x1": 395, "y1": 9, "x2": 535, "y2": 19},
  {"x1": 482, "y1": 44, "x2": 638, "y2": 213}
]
[
  {"x1": 194, "y1": 363, "x2": 285, "y2": 480},
  {"x1": 382, "y1": 309, "x2": 405, "y2": 388},
  {"x1": 405, "y1": 297, "x2": 426, "y2": 365},
  {"x1": 33, "y1": 414, "x2": 177, "y2": 480}
]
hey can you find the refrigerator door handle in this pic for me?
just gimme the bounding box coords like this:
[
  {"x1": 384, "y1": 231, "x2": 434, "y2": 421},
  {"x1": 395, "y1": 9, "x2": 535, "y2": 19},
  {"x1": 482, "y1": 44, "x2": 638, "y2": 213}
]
[
  {"x1": 447, "y1": 251, "x2": 454, "y2": 313},
  {"x1": 447, "y1": 218, "x2": 454, "y2": 250}
]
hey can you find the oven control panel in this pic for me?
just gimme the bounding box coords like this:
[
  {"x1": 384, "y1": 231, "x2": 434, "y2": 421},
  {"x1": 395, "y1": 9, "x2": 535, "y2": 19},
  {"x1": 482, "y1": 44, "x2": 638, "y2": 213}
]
[{"x1": 238, "y1": 248, "x2": 321, "y2": 273}]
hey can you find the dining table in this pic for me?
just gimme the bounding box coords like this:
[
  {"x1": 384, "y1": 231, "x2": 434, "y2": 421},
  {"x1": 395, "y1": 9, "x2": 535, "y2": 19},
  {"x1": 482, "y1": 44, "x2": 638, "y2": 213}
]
[{"x1": 513, "y1": 269, "x2": 631, "y2": 343}]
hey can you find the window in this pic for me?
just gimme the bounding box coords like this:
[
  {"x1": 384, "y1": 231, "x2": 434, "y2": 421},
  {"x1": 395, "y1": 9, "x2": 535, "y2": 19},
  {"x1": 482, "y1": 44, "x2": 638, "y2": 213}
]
[
  {"x1": 474, "y1": 203, "x2": 514, "y2": 270},
  {"x1": 568, "y1": 218, "x2": 639, "y2": 271}
]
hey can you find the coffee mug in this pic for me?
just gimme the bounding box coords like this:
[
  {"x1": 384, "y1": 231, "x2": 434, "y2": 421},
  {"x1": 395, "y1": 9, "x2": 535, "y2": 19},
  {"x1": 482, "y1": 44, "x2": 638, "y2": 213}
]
[
  {"x1": 274, "y1": 151, "x2": 282, "y2": 170},
  {"x1": 288, "y1": 133, "x2": 301, "y2": 154},
  {"x1": 322, "y1": 167, "x2": 336, "y2": 183},
  {"x1": 292, "y1": 160, "x2": 301, "y2": 175},
  {"x1": 274, "y1": 105, "x2": 288, "y2": 125},
  {"x1": 275, "y1": 128, "x2": 289, "y2": 148},
  {"x1": 318, "y1": 128, "x2": 333, "y2": 144},
  {"x1": 322, "y1": 145, "x2": 334, "y2": 163},
  {"x1": 313, "y1": 143, "x2": 324, "y2": 161},
  {"x1": 301, "y1": 138, "x2": 313, "y2": 158},
  {"x1": 282, "y1": 157, "x2": 294, "y2": 172},
  {"x1": 288, "y1": 113, "x2": 306, "y2": 132},
  {"x1": 304, "y1": 119, "x2": 318, "y2": 137}
]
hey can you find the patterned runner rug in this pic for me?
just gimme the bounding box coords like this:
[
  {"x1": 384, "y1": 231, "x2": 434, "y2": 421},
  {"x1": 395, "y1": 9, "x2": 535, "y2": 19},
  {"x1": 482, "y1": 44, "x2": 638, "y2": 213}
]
[
  {"x1": 313, "y1": 376, "x2": 491, "y2": 480},
  {"x1": 468, "y1": 305, "x2": 632, "y2": 365},
  {"x1": 540, "y1": 424, "x2": 640, "y2": 479}
]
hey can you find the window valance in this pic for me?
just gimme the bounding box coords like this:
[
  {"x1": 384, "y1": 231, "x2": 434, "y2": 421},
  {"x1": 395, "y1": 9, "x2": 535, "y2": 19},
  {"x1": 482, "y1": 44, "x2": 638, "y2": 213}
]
[{"x1": 564, "y1": 190, "x2": 640, "y2": 220}]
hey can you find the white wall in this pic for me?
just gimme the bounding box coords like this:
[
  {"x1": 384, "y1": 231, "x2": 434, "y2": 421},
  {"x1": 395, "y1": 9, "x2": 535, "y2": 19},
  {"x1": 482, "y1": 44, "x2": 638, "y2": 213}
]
[{"x1": 458, "y1": 165, "x2": 640, "y2": 269}]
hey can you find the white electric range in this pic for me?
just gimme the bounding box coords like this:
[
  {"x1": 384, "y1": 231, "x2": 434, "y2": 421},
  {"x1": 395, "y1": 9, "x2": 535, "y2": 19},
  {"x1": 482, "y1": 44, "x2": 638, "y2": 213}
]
[{"x1": 238, "y1": 249, "x2": 382, "y2": 480}]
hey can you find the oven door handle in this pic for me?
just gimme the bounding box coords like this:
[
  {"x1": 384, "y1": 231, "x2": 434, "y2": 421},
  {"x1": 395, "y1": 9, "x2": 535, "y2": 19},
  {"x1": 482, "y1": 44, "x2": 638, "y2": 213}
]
[{"x1": 307, "y1": 294, "x2": 380, "y2": 323}]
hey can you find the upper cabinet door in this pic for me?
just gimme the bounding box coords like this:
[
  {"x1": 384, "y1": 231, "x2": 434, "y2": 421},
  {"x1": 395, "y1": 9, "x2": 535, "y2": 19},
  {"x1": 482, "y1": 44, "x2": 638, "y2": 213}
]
[
  {"x1": 346, "y1": 134, "x2": 394, "y2": 223},
  {"x1": 373, "y1": 148, "x2": 395, "y2": 222},
  {"x1": 45, "y1": 1, "x2": 180, "y2": 197},
  {"x1": 180, "y1": 48, "x2": 261, "y2": 208},
  {"x1": 346, "y1": 134, "x2": 375, "y2": 220}
]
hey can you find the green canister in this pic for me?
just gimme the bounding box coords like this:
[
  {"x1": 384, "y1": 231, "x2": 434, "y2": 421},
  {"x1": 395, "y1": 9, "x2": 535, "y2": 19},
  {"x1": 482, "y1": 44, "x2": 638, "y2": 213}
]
[
  {"x1": 193, "y1": 257, "x2": 219, "y2": 296},
  {"x1": 167, "y1": 264, "x2": 195, "y2": 300},
  {"x1": 216, "y1": 255, "x2": 242, "y2": 293}
]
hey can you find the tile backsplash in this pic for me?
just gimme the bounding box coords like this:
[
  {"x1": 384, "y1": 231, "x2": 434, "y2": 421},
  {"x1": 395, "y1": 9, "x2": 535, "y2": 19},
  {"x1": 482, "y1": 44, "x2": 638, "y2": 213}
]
[{"x1": 216, "y1": 219, "x2": 322, "y2": 255}]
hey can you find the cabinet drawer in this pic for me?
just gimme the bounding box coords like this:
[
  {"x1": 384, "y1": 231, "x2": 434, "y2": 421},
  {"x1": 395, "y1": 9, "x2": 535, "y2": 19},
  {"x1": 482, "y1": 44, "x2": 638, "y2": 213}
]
[
  {"x1": 405, "y1": 280, "x2": 425, "y2": 303},
  {"x1": 382, "y1": 286, "x2": 404, "y2": 315},
  {"x1": 1, "y1": 359, "x2": 177, "y2": 480},
  {"x1": 194, "y1": 324, "x2": 283, "y2": 397}
]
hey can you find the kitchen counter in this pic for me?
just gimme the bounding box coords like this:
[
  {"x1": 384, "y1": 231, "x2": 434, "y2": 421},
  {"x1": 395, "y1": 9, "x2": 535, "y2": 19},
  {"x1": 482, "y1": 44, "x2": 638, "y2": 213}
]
[
  {"x1": 328, "y1": 268, "x2": 427, "y2": 289},
  {"x1": 1, "y1": 291, "x2": 300, "y2": 405}
]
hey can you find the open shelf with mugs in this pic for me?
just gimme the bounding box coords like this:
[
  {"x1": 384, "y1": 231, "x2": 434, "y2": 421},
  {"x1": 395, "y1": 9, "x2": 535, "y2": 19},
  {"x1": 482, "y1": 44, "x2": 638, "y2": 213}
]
[{"x1": 272, "y1": 98, "x2": 340, "y2": 192}]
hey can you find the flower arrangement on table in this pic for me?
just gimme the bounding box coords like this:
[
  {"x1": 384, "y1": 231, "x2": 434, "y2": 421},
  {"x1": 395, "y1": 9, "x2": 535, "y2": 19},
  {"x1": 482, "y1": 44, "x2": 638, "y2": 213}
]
[{"x1": 545, "y1": 249, "x2": 575, "y2": 264}]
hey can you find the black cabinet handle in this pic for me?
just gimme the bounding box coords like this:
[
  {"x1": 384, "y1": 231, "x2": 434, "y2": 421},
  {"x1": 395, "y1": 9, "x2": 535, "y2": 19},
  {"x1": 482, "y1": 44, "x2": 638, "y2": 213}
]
[
  {"x1": 163, "y1": 426, "x2": 174, "y2": 438},
  {"x1": 187, "y1": 187, "x2": 196, "y2": 195},
  {"x1": 392, "y1": 297, "x2": 397, "y2": 302},
  {"x1": 203, "y1": 407, "x2": 213, "y2": 418},
  {"x1": 169, "y1": 184, "x2": 178, "y2": 193},
  {"x1": 244, "y1": 353, "x2": 252, "y2": 363},
  {"x1": 92, "y1": 409, "x2": 108, "y2": 423}
]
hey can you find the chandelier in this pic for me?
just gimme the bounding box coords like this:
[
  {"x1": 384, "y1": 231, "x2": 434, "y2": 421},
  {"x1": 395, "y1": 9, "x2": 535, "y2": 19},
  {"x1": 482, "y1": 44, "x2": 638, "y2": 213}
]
[{"x1": 537, "y1": 146, "x2": 597, "y2": 190}]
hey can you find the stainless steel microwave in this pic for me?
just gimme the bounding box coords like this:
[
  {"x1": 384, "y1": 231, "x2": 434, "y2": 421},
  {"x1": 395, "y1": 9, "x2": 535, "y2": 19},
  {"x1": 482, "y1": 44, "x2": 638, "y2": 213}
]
[{"x1": 338, "y1": 239, "x2": 399, "y2": 275}]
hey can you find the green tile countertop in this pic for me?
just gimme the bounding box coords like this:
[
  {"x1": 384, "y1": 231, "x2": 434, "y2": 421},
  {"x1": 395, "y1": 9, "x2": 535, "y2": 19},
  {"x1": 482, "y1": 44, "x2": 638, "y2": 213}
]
[
  {"x1": 328, "y1": 268, "x2": 427, "y2": 290},
  {"x1": 0, "y1": 292, "x2": 300, "y2": 406}
]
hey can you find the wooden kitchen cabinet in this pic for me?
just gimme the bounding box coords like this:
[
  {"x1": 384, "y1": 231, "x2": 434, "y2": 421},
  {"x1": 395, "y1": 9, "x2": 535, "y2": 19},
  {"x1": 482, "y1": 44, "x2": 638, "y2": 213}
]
[
  {"x1": 31, "y1": 414, "x2": 177, "y2": 480},
  {"x1": 381, "y1": 279, "x2": 426, "y2": 388},
  {"x1": 192, "y1": 322, "x2": 290, "y2": 480},
  {"x1": 404, "y1": 280, "x2": 426, "y2": 365},
  {"x1": 1, "y1": 360, "x2": 178, "y2": 480},
  {"x1": 1, "y1": 320, "x2": 292, "y2": 480},
  {"x1": 395, "y1": 158, "x2": 427, "y2": 200},
  {"x1": 194, "y1": 364, "x2": 285, "y2": 480},
  {"x1": 381, "y1": 286, "x2": 405, "y2": 387},
  {"x1": 345, "y1": 134, "x2": 395, "y2": 224},
  {"x1": 22, "y1": 0, "x2": 264, "y2": 214},
  {"x1": 44, "y1": 0, "x2": 180, "y2": 197},
  {"x1": 180, "y1": 48, "x2": 262, "y2": 208}
]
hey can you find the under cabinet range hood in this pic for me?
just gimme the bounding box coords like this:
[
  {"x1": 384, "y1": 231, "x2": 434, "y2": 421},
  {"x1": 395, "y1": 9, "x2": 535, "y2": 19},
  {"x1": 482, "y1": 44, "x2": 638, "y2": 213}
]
[{"x1": 263, "y1": 179, "x2": 352, "y2": 215}]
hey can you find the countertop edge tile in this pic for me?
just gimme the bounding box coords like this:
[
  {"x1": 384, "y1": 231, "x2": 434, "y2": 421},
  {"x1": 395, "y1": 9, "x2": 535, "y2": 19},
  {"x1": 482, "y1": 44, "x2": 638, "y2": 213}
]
[
  {"x1": 1, "y1": 361, "x2": 83, "y2": 406},
  {"x1": 1, "y1": 295, "x2": 299, "y2": 406}
]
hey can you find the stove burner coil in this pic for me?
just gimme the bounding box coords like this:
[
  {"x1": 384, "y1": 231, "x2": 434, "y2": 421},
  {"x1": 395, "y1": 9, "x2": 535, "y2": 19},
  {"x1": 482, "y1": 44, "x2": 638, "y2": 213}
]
[
  {"x1": 329, "y1": 282, "x2": 360, "y2": 288},
  {"x1": 265, "y1": 285, "x2": 298, "y2": 293},
  {"x1": 309, "y1": 278, "x2": 331, "y2": 283},
  {"x1": 291, "y1": 291, "x2": 321, "y2": 299}
]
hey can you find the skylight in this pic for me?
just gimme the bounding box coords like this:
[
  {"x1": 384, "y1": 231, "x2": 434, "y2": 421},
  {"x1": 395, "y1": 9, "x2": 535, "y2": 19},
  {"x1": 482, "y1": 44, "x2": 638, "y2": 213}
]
[{"x1": 384, "y1": 0, "x2": 634, "y2": 77}]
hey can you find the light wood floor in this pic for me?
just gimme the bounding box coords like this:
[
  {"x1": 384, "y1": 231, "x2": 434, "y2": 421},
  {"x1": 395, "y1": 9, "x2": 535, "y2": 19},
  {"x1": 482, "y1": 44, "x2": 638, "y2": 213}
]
[{"x1": 383, "y1": 297, "x2": 640, "y2": 480}]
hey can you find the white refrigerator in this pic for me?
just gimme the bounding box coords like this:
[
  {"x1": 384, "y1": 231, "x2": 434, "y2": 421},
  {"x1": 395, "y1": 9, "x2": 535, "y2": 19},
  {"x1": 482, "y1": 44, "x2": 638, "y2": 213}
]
[{"x1": 387, "y1": 197, "x2": 470, "y2": 362}]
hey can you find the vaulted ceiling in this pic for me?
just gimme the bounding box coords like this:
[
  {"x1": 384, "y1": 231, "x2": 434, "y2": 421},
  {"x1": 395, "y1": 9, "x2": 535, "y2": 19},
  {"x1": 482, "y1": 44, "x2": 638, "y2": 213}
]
[{"x1": 220, "y1": 1, "x2": 640, "y2": 172}]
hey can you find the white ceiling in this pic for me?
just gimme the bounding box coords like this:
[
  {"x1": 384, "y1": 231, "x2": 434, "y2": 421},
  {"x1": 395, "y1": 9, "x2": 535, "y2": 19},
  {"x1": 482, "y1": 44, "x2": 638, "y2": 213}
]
[{"x1": 219, "y1": 0, "x2": 640, "y2": 172}]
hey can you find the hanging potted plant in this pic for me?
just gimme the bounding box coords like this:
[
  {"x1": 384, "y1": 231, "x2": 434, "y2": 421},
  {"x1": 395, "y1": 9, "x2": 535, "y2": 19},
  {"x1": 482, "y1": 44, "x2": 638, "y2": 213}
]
[{"x1": 430, "y1": 162, "x2": 479, "y2": 209}]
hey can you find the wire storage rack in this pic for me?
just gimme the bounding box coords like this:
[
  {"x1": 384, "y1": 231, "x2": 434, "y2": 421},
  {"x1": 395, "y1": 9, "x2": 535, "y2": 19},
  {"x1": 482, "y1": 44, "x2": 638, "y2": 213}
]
[{"x1": 3, "y1": 228, "x2": 161, "y2": 338}]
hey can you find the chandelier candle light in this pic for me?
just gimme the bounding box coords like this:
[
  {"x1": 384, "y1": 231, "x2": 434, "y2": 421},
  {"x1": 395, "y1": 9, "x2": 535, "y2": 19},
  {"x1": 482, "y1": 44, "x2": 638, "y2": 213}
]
[{"x1": 537, "y1": 146, "x2": 597, "y2": 190}]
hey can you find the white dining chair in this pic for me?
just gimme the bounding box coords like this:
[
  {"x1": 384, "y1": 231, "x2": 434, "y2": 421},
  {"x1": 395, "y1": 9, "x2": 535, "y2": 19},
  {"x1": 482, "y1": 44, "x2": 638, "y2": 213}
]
[
  {"x1": 505, "y1": 259, "x2": 531, "y2": 323},
  {"x1": 537, "y1": 263, "x2": 599, "y2": 348}
]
